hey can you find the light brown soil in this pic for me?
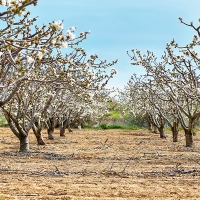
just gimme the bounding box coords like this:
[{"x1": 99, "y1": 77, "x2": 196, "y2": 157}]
[{"x1": 0, "y1": 127, "x2": 200, "y2": 200}]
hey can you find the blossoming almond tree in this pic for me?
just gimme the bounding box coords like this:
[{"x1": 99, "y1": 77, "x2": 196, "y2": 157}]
[
  {"x1": 35, "y1": 87, "x2": 110, "y2": 140},
  {"x1": 121, "y1": 75, "x2": 167, "y2": 138},
  {"x1": 0, "y1": 0, "x2": 91, "y2": 106},
  {"x1": 127, "y1": 18, "x2": 200, "y2": 147},
  {"x1": 2, "y1": 82, "x2": 59, "y2": 151},
  {"x1": 0, "y1": 0, "x2": 118, "y2": 151},
  {"x1": 2, "y1": 63, "x2": 116, "y2": 151},
  {"x1": 57, "y1": 90, "x2": 110, "y2": 137}
]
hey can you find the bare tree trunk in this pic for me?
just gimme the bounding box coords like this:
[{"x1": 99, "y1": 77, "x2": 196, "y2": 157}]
[
  {"x1": 147, "y1": 121, "x2": 152, "y2": 132},
  {"x1": 152, "y1": 126, "x2": 158, "y2": 134},
  {"x1": 32, "y1": 125, "x2": 45, "y2": 145},
  {"x1": 60, "y1": 119, "x2": 70, "y2": 136},
  {"x1": 35, "y1": 133, "x2": 45, "y2": 145},
  {"x1": 146, "y1": 114, "x2": 152, "y2": 132},
  {"x1": 19, "y1": 135, "x2": 30, "y2": 152},
  {"x1": 158, "y1": 126, "x2": 166, "y2": 138},
  {"x1": 47, "y1": 118, "x2": 55, "y2": 140},
  {"x1": 47, "y1": 127, "x2": 54, "y2": 140},
  {"x1": 3, "y1": 110, "x2": 30, "y2": 152},
  {"x1": 184, "y1": 129, "x2": 193, "y2": 147},
  {"x1": 68, "y1": 125, "x2": 72, "y2": 132},
  {"x1": 60, "y1": 126, "x2": 66, "y2": 137},
  {"x1": 171, "y1": 121, "x2": 178, "y2": 142},
  {"x1": 146, "y1": 113, "x2": 152, "y2": 132}
]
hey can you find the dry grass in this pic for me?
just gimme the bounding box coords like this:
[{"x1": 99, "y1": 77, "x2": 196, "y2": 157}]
[{"x1": 0, "y1": 128, "x2": 200, "y2": 199}]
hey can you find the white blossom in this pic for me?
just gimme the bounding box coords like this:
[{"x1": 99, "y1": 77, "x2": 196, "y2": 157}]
[
  {"x1": 53, "y1": 20, "x2": 64, "y2": 31},
  {"x1": 62, "y1": 41, "x2": 68, "y2": 48},
  {"x1": 70, "y1": 26, "x2": 76, "y2": 32},
  {"x1": 37, "y1": 52, "x2": 44, "y2": 60},
  {"x1": 52, "y1": 39, "x2": 56, "y2": 45},
  {"x1": 89, "y1": 71, "x2": 95, "y2": 78},
  {"x1": 1, "y1": 0, "x2": 6, "y2": 6},
  {"x1": 27, "y1": 56, "x2": 34, "y2": 64},
  {"x1": 88, "y1": 92, "x2": 94, "y2": 100},
  {"x1": 86, "y1": 62, "x2": 92, "y2": 68},
  {"x1": 66, "y1": 30, "x2": 76, "y2": 40},
  {"x1": 34, "y1": 113, "x2": 40, "y2": 117},
  {"x1": 6, "y1": 0, "x2": 11, "y2": 7}
]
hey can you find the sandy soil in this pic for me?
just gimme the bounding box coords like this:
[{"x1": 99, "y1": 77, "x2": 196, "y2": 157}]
[{"x1": 0, "y1": 127, "x2": 200, "y2": 200}]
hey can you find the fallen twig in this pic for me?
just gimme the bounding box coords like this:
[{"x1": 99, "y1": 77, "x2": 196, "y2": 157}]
[{"x1": 12, "y1": 194, "x2": 39, "y2": 196}]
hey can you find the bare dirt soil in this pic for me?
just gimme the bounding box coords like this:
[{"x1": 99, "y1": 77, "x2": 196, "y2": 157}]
[{"x1": 0, "y1": 127, "x2": 200, "y2": 200}]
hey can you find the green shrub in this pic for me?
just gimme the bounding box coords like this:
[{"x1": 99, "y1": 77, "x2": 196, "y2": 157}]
[
  {"x1": 82, "y1": 124, "x2": 92, "y2": 129},
  {"x1": 83, "y1": 123, "x2": 140, "y2": 130},
  {"x1": 99, "y1": 123, "x2": 108, "y2": 129},
  {"x1": 122, "y1": 125, "x2": 140, "y2": 130},
  {"x1": 100, "y1": 123, "x2": 139, "y2": 130},
  {"x1": 0, "y1": 114, "x2": 8, "y2": 127},
  {"x1": 107, "y1": 124, "x2": 122, "y2": 129}
]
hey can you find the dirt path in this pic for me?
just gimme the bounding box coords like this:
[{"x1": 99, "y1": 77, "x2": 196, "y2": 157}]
[{"x1": 0, "y1": 128, "x2": 200, "y2": 199}]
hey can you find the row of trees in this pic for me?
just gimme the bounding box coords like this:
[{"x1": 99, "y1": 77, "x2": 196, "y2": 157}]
[
  {"x1": 122, "y1": 18, "x2": 200, "y2": 147},
  {"x1": 1, "y1": 0, "x2": 200, "y2": 151},
  {"x1": 0, "y1": 0, "x2": 117, "y2": 151}
]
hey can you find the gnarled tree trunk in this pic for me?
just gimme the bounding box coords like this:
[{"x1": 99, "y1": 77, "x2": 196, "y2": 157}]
[
  {"x1": 35, "y1": 133, "x2": 45, "y2": 145},
  {"x1": 147, "y1": 121, "x2": 152, "y2": 132},
  {"x1": 152, "y1": 125, "x2": 158, "y2": 134},
  {"x1": 47, "y1": 118, "x2": 56, "y2": 140},
  {"x1": 171, "y1": 121, "x2": 178, "y2": 142},
  {"x1": 60, "y1": 119, "x2": 70, "y2": 137},
  {"x1": 19, "y1": 135, "x2": 30, "y2": 152},
  {"x1": 158, "y1": 126, "x2": 166, "y2": 138},
  {"x1": 32, "y1": 124, "x2": 45, "y2": 145},
  {"x1": 47, "y1": 127, "x2": 55, "y2": 140},
  {"x1": 184, "y1": 129, "x2": 193, "y2": 147},
  {"x1": 60, "y1": 126, "x2": 66, "y2": 137},
  {"x1": 146, "y1": 113, "x2": 152, "y2": 132},
  {"x1": 3, "y1": 110, "x2": 31, "y2": 152},
  {"x1": 68, "y1": 125, "x2": 72, "y2": 132}
]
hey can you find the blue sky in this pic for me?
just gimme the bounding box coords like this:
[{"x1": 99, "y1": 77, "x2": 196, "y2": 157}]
[{"x1": 28, "y1": 0, "x2": 200, "y2": 88}]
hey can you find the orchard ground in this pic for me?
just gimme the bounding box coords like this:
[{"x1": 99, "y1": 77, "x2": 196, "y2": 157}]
[{"x1": 0, "y1": 128, "x2": 200, "y2": 200}]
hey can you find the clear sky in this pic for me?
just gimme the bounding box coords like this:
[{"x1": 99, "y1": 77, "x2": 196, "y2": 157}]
[{"x1": 28, "y1": 0, "x2": 200, "y2": 88}]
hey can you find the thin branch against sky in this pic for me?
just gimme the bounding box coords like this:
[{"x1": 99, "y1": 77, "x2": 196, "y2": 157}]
[{"x1": 27, "y1": 0, "x2": 200, "y2": 88}]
